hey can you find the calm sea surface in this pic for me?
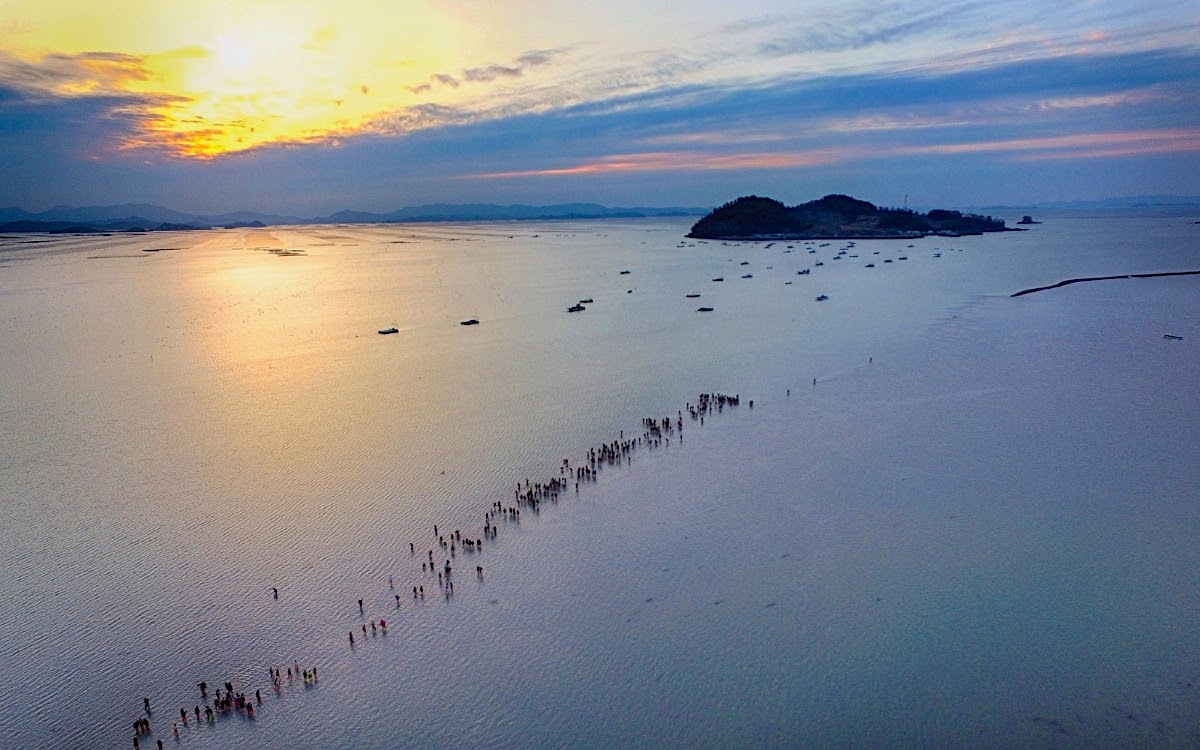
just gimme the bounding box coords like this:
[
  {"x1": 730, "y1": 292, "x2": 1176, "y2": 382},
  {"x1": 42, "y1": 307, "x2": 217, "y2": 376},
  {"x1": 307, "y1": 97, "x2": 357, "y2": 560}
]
[{"x1": 1, "y1": 212, "x2": 1197, "y2": 749}]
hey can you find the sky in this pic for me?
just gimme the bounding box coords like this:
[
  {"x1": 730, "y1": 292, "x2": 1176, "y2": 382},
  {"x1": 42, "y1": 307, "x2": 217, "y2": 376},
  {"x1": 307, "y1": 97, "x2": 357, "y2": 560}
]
[{"x1": 1, "y1": 0, "x2": 1198, "y2": 214}]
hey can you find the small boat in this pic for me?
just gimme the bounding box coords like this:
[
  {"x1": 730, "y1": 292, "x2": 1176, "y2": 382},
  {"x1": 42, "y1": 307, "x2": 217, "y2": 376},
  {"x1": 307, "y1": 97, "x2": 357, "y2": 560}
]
[
  {"x1": 619, "y1": 270, "x2": 631, "y2": 275},
  {"x1": 741, "y1": 274, "x2": 753, "y2": 279},
  {"x1": 1164, "y1": 333, "x2": 1183, "y2": 340},
  {"x1": 712, "y1": 277, "x2": 724, "y2": 282},
  {"x1": 739, "y1": 261, "x2": 749, "y2": 266},
  {"x1": 865, "y1": 263, "x2": 875, "y2": 267},
  {"x1": 567, "y1": 304, "x2": 585, "y2": 312},
  {"x1": 378, "y1": 327, "x2": 399, "y2": 335},
  {"x1": 460, "y1": 319, "x2": 479, "y2": 326},
  {"x1": 933, "y1": 253, "x2": 941, "y2": 257},
  {"x1": 884, "y1": 259, "x2": 893, "y2": 263},
  {"x1": 898, "y1": 256, "x2": 908, "y2": 260},
  {"x1": 815, "y1": 262, "x2": 824, "y2": 266},
  {"x1": 686, "y1": 294, "x2": 701, "y2": 298},
  {"x1": 697, "y1": 307, "x2": 714, "y2": 312},
  {"x1": 798, "y1": 269, "x2": 810, "y2": 275},
  {"x1": 785, "y1": 281, "x2": 793, "y2": 285},
  {"x1": 579, "y1": 298, "x2": 594, "y2": 304},
  {"x1": 816, "y1": 294, "x2": 829, "y2": 301}
]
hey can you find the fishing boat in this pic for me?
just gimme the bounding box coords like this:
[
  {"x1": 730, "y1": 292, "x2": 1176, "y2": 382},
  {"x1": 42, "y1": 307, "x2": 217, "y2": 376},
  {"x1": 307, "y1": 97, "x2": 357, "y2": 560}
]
[
  {"x1": 378, "y1": 327, "x2": 399, "y2": 335},
  {"x1": 567, "y1": 304, "x2": 585, "y2": 312},
  {"x1": 1164, "y1": 333, "x2": 1183, "y2": 340},
  {"x1": 460, "y1": 319, "x2": 479, "y2": 326},
  {"x1": 697, "y1": 307, "x2": 714, "y2": 312},
  {"x1": 816, "y1": 294, "x2": 829, "y2": 301}
]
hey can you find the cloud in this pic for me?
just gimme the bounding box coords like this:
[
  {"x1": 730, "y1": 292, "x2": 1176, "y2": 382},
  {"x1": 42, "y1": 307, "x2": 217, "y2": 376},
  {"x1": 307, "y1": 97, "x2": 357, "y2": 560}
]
[
  {"x1": 755, "y1": 0, "x2": 990, "y2": 57},
  {"x1": 363, "y1": 103, "x2": 477, "y2": 134},
  {"x1": 469, "y1": 148, "x2": 859, "y2": 178},
  {"x1": 410, "y1": 47, "x2": 569, "y2": 94},
  {"x1": 464, "y1": 126, "x2": 1200, "y2": 182},
  {"x1": 463, "y1": 64, "x2": 522, "y2": 83},
  {"x1": 0, "y1": 50, "x2": 152, "y2": 99},
  {"x1": 902, "y1": 128, "x2": 1200, "y2": 159}
]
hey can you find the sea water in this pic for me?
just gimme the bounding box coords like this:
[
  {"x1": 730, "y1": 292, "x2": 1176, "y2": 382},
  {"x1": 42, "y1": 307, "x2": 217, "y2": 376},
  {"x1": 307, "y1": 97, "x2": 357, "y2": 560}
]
[{"x1": 0, "y1": 211, "x2": 1197, "y2": 749}]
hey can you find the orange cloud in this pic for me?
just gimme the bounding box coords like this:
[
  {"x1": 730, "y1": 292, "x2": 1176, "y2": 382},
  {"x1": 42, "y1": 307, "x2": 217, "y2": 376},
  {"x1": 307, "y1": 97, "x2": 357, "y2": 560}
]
[
  {"x1": 470, "y1": 148, "x2": 859, "y2": 178},
  {"x1": 900, "y1": 128, "x2": 1200, "y2": 158},
  {"x1": 468, "y1": 128, "x2": 1200, "y2": 180}
]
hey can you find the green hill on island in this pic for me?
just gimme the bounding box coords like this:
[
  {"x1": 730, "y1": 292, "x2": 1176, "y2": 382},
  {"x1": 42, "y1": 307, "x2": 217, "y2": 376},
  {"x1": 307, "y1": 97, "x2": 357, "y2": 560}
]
[{"x1": 688, "y1": 194, "x2": 1012, "y2": 240}]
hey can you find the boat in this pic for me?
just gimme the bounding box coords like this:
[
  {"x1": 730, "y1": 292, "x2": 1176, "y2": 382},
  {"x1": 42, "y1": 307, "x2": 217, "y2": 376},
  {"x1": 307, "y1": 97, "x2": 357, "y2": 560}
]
[
  {"x1": 378, "y1": 327, "x2": 399, "y2": 335},
  {"x1": 712, "y1": 277, "x2": 724, "y2": 282},
  {"x1": 1164, "y1": 333, "x2": 1183, "y2": 340},
  {"x1": 685, "y1": 294, "x2": 701, "y2": 298},
  {"x1": 697, "y1": 307, "x2": 714, "y2": 312},
  {"x1": 579, "y1": 298, "x2": 594, "y2": 304},
  {"x1": 816, "y1": 294, "x2": 829, "y2": 301},
  {"x1": 739, "y1": 261, "x2": 749, "y2": 265},
  {"x1": 619, "y1": 270, "x2": 631, "y2": 275},
  {"x1": 460, "y1": 319, "x2": 479, "y2": 326},
  {"x1": 865, "y1": 263, "x2": 875, "y2": 267},
  {"x1": 741, "y1": 274, "x2": 753, "y2": 278},
  {"x1": 798, "y1": 269, "x2": 810, "y2": 275},
  {"x1": 567, "y1": 304, "x2": 585, "y2": 312}
]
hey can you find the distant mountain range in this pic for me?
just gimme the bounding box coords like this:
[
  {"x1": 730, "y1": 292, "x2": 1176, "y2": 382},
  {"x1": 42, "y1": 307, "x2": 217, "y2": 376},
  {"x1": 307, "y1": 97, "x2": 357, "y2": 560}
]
[{"x1": 0, "y1": 202, "x2": 705, "y2": 234}]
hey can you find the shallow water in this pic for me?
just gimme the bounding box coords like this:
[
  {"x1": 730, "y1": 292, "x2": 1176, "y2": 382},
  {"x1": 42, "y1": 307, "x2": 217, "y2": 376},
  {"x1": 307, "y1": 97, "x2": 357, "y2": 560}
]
[{"x1": 1, "y1": 212, "x2": 1198, "y2": 749}]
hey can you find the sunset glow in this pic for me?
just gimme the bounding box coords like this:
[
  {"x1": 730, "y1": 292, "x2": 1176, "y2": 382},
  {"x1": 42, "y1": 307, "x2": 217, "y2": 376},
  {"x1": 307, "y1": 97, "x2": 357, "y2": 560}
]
[
  {"x1": 1, "y1": 0, "x2": 1197, "y2": 211},
  {"x1": 3, "y1": 0, "x2": 475, "y2": 156}
]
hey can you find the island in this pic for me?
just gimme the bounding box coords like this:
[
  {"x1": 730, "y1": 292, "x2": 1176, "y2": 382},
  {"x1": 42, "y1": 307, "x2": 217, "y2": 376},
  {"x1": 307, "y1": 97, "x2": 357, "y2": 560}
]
[
  {"x1": 1017, "y1": 215, "x2": 1041, "y2": 224},
  {"x1": 687, "y1": 194, "x2": 1016, "y2": 240}
]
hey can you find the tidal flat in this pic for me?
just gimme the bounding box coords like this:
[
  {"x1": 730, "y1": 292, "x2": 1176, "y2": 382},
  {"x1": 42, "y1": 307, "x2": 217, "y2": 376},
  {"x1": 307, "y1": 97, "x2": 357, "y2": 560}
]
[{"x1": 1, "y1": 212, "x2": 1197, "y2": 749}]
